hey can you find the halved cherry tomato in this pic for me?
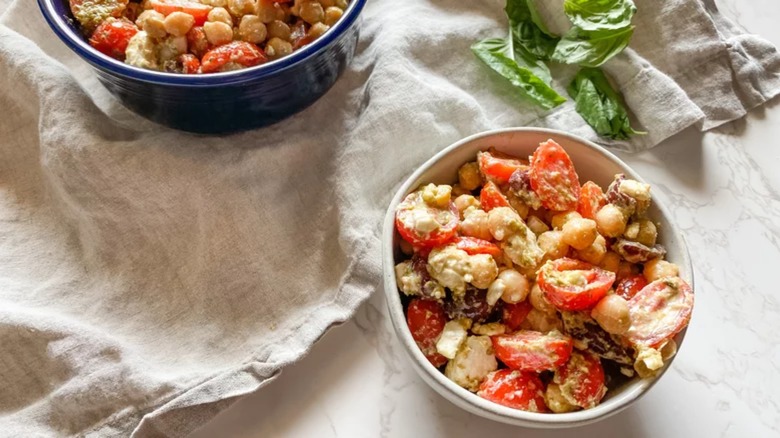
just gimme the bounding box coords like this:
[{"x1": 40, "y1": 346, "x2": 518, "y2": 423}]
[
  {"x1": 491, "y1": 330, "x2": 573, "y2": 372},
  {"x1": 529, "y1": 140, "x2": 581, "y2": 212},
  {"x1": 615, "y1": 274, "x2": 648, "y2": 300},
  {"x1": 89, "y1": 18, "x2": 137, "y2": 60},
  {"x1": 480, "y1": 181, "x2": 510, "y2": 212},
  {"x1": 455, "y1": 236, "x2": 501, "y2": 258},
  {"x1": 577, "y1": 181, "x2": 606, "y2": 219},
  {"x1": 395, "y1": 191, "x2": 459, "y2": 248},
  {"x1": 626, "y1": 277, "x2": 693, "y2": 349},
  {"x1": 478, "y1": 369, "x2": 549, "y2": 412},
  {"x1": 537, "y1": 258, "x2": 615, "y2": 311},
  {"x1": 406, "y1": 299, "x2": 448, "y2": 368},
  {"x1": 478, "y1": 148, "x2": 528, "y2": 185},
  {"x1": 553, "y1": 351, "x2": 607, "y2": 409},
  {"x1": 151, "y1": 0, "x2": 211, "y2": 25},
  {"x1": 200, "y1": 41, "x2": 268, "y2": 73},
  {"x1": 179, "y1": 54, "x2": 200, "y2": 74},
  {"x1": 501, "y1": 300, "x2": 533, "y2": 331}
]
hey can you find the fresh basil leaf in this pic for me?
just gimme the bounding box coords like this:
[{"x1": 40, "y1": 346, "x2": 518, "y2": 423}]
[
  {"x1": 552, "y1": 26, "x2": 634, "y2": 67},
  {"x1": 472, "y1": 38, "x2": 566, "y2": 110},
  {"x1": 552, "y1": 0, "x2": 637, "y2": 67},
  {"x1": 505, "y1": 0, "x2": 559, "y2": 60},
  {"x1": 568, "y1": 68, "x2": 644, "y2": 140},
  {"x1": 563, "y1": 0, "x2": 637, "y2": 32}
]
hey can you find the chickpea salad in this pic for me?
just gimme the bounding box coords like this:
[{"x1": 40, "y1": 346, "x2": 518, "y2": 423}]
[
  {"x1": 69, "y1": 0, "x2": 349, "y2": 74},
  {"x1": 393, "y1": 140, "x2": 694, "y2": 413}
]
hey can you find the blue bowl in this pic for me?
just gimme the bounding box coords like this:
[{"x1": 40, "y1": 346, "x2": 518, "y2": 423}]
[{"x1": 38, "y1": 0, "x2": 366, "y2": 134}]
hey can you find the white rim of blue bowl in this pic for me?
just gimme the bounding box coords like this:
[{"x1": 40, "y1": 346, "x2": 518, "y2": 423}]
[
  {"x1": 37, "y1": 0, "x2": 367, "y2": 86},
  {"x1": 382, "y1": 127, "x2": 694, "y2": 428}
]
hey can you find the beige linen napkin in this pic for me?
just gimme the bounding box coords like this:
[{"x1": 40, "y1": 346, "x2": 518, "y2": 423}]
[{"x1": 0, "y1": 0, "x2": 778, "y2": 436}]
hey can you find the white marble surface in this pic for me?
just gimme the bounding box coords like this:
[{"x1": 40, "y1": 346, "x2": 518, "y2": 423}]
[{"x1": 193, "y1": 3, "x2": 780, "y2": 437}]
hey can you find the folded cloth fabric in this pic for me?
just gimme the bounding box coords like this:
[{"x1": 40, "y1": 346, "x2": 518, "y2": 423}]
[{"x1": 0, "y1": 0, "x2": 777, "y2": 436}]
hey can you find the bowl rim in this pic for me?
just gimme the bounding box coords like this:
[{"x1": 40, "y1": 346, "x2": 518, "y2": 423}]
[
  {"x1": 37, "y1": 0, "x2": 367, "y2": 86},
  {"x1": 381, "y1": 127, "x2": 694, "y2": 427}
]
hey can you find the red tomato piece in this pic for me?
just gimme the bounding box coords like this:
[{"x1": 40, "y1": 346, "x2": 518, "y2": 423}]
[
  {"x1": 626, "y1": 277, "x2": 694, "y2": 349},
  {"x1": 478, "y1": 369, "x2": 549, "y2": 412},
  {"x1": 529, "y1": 140, "x2": 581, "y2": 212},
  {"x1": 290, "y1": 21, "x2": 314, "y2": 49},
  {"x1": 501, "y1": 300, "x2": 533, "y2": 331},
  {"x1": 537, "y1": 258, "x2": 615, "y2": 311},
  {"x1": 186, "y1": 26, "x2": 210, "y2": 58},
  {"x1": 179, "y1": 54, "x2": 201, "y2": 74},
  {"x1": 577, "y1": 181, "x2": 606, "y2": 219},
  {"x1": 480, "y1": 181, "x2": 511, "y2": 212},
  {"x1": 615, "y1": 274, "x2": 648, "y2": 300},
  {"x1": 553, "y1": 351, "x2": 607, "y2": 409},
  {"x1": 200, "y1": 41, "x2": 268, "y2": 73},
  {"x1": 88, "y1": 18, "x2": 138, "y2": 60},
  {"x1": 395, "y1": 191, "x2": 459, "y2": 248},
  {"x1": 455, "y1": 236, "x2": 501, "y2": 258},
  {"x1": 151, "y1": 0, "x2": 211, "y2": 25},
  {"x1": 406, "y1": 299, "x2": 448, "y2": 368},
  {"x1": 478, "y1": 148, "x2": 528, "y2": 185},
  {"x1": 491, "y1": 330, "x2": 573, "y2": 372}
]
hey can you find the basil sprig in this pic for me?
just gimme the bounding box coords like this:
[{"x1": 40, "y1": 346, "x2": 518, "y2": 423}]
[{"x1": 568, "y1": 68, "x2": 644, "y2": 140}]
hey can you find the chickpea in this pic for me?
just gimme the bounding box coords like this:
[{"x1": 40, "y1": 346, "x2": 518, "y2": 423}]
[
  {"x1": 636, "y1": 219, "x2": 658, "y2": 247},
  {"x1": 521, "y1": 308, "x2": 563, "y2": 333},
  {"x1": 529, "y1": 283, "x2": 556, "y2": 315},
  {"x1": 208, "y1": 7, "x2": 233, "y2": 25},
  {"x1": 551, "y1": 211, "x2": 581, "y2": 230},
  {"x1": 591, "y1": 294, "x2": 631, "y2": 335},
  {"x1": 308, "y1": 22, "x2": 329, "y2": 39},
  {"x1": 267, "y1": 20, "x2": 292, "y2": 40},
  {"x1": 136, "y1": 10, "x2": 167, "y2": 38},
  {"x1": 141, "y1": 0, "x2": 153, "y2": 10},
  {"x1": 577, "y1": 234, "x2": 607, "y2": 265},
  {"x1": 298, "y1": 1, "x2": 325, "y2": 23},
  {"x1": 227, "y1": 0, "x2": 257, "y2": 17},
  {"x1": 454, "y1": 195, "x2": 479, "y2": 216},
  {"x1": 458, "y1": 162, "x2": 482, "y2": 191},
  {"x1": 460, "y1": 208, "x2": 493, "y2": 241},
  {"x1": 506, "y1": 193, "x2": 529, "y2": 220},
  {"x1": 266, "y1": 36, "x2": 293, "y2": 58},
  {"x1": 256, "y1": 0, "x2": 278, "y2": 22},
  {"x1": 600, "y1": 251, "x2": 621, "y2": 273},
  {"x1": 203, "y1": 21, "x2": 233, "y2": 45},
  {"x1": 318, "y1": 0, "x2": 336, "y2": 6},
  {"x1": 487, "y1": 269, "x2": 530, "y2": 305},
  {"x1": 470, "y1": 254, "x2": 499, "y2": 290},
  {"x1": 561, "y1": 217, "x2": 598, "y2": 250},
  {"x1": 526, "y1": 215, "x2": 549, "y2": 236},
  {"x1": 201, "y1": 0, "x2": 227, "y2": 6},
  {"x1": 546, "y1": 384, "x2": 578, "y2": 413},
  {"x1": 595, "y1": 204, "x2": 627, "y2": 238},
  {"x1": 335, "y1": 0, "x2": 347, "y2": 9},
  {"x1": 537, "y1": 230, "x2": 569, "y2": 260},
  {"x1": 421, "y1": 184, "x2": 452, "y2": 209},
  {"x1": 617, "y1": 261, "x2": 639, "y2": 280},
  {"x1": 163, "y1": 12, "x2": 195, "y2": 37},
  {"x1": 237, "y1": 15, "x2": 267, "y2": 43},
  {"x1": 450, "y1": 184, "x2": 470, "y2": 197},
  {"x1": 323, "y1": 5, "x2": 343, "y2": 26},
  {"x1": 643, "y1": 259, "x2": 679, "y2": 282}
]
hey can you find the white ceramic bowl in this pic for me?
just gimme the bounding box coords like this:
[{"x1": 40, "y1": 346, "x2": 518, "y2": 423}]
[{"x1": 382, "y1": 128, "x2": 693, "y2": 428}]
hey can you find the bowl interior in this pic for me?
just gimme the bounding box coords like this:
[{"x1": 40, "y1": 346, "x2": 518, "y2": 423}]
[{"x1": 382, "y1": 128, "x2": 692, "y2": 427}]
